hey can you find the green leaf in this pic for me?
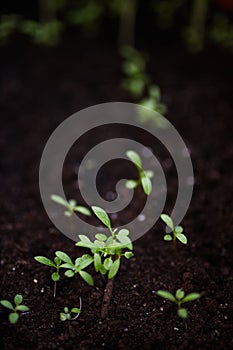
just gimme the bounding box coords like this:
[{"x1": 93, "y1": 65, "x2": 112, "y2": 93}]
[
  {"x1": 34, "y1": 256, "x2": 56, "y2": 267},
  {"x1": 144, "y1": 170, "x2": 154, "y2": 178},
  {"x1": 175, "y1": 225, "x2": 183, "y2": 233},
  {"x1": 54, "y1": 257, "x2": 61, "y2": 266},
  {"x1": 0, "y1": 300, "x2": 14, "y2": 310},
  {"x1": 182, "y1": 293, "x2": 201, "y2": 303},
  {"x1": 156, "y1": 290, "x2": 176, "y2": 302},
  {"x1": 78, "y1": 255, "x2": 93, "y2": 270},
  {"x1": 103, "y1": 257, "x2": 113, "y2": 270},
  {"x1": 64, "y1": 307, "x2": 69, "y2": 313},
  {"x1": 69, "y1": 199, "x2": 77, "y2": 207},
  {"x1": 94, "y1": 240, "x2": 105, "y2": 249},
  {"x1": 79, "y1": 271, "x2": 94, "y2": 286},
  {"x1": 176, "y1": 233, "x2": 187, "y2": 245},
  {"x1": 64, "y1": 210, "x2": 72, "y2": 217},
  {"x1": 14, "y1": 294, "x2": 23, "y2": 305},
  {"x1": 16, "y1": 305, "x2": 29, "y2": 312},
  {"x1": 76, "y1": 235, "x2": 93, "y2": 248},
  {"x1": 95, "y1": 233, "x2": 107, "y2": 241},
  {"x1": 141, "y1": 174, "x2": 152, "y2": 195},
  {"x1": 116, "y1": 234, "x2": 132, "y2": 249},
  {"x1": 94, "y1": 253, "x2": 102, "y2": 272},
  {"x1": 51, "y1": 194, "x2": 68, "y2": 208},
  {"x1": 117, "y1": 229, "x2": 130, "y2": 237},
  {"x1": 108, "y1": 259, "x2": 120, "y2": 279},
  {"x1": 164, "y1": 234, "x2": 172, "y2": 241},
  {"x1": 55, "y1": 251, "x2": 73, "y2": 264},
  {"x1": 91, "y1": 206, "x2": 111, "y2": 230},
  {"x1": 74, "y1": 206, "x2": 91, "y2": 216},
  {"x1": 99, "y1": 265, "x2": 107, "y2": 275},
  {"x1": 52, "y1": 272, "x2": 60, "y2": 281},
  {"x1": 60, "y1": 263, "x2": 74, "y2": 269},
  {"x1": 9, "y1": 313, "x2": 19, "y2": 324},
  {"x1": 60, "y1": 312, "x2": 67, "y2": 321},
  {"x1": 125, "y1": 180, "x2": 138, "y2": 189},
  {"x1": 126, "y1": 150, "x2": 142, "y2": 169},
  {"x1": 176, "y1": 289, "x2": 185, "y2": 300},
  {"x1": 160, "y1": 214, "x2": 174, "y2": 230},
  {"x1": 71, "y1": 308, "x2": 80, "y2": 314},
  {"x1": 64, "y1": 270, "x2": 75, "y2": 278},
  {"x1": 178, "y1": 308, "x2": 188, "y2": 318},
  {"x1": 124, "y1": 251, "x2": 134, "y2": 259}
]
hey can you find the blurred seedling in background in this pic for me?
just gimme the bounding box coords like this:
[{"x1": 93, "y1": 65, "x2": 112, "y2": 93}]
[
  {"x1": 60, "y1": 296, "x2": 82, "y2": 321},
  {"x1": 51, "y1": 194, "x2": 91, "y2": 217},
  {"x1": 157, "y1": 289, "x2": 201, "y2": 318},
  {"x1": 160, "y1": 214, "x2": 187, "y2": 246},
  {"x1": 0, "y1": 294, "x2": 29, "y2": 324},
  {"x1": 125, "y1": 150, "x2": 153, "y2": 195}
]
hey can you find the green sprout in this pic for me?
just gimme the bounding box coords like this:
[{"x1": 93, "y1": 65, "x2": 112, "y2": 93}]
[
  {"x1": 157, "y1": 289, "x2": 201, "y2": 318},
  {"x1": 76, "y1": 206, "x2": 134, "y2": 280},
  {"x1": 0, "y1": 294, "x2": 29, "y2": 324},
  {"x1": 51, "y1": 194, "x2": 91, "y2": 217},
  {"x1": 160, "y1": 214, "x2": 187, "y2": 246},
  {"x1": 125, "y1": 150, "x2": 153, "y2": 195},
  {"x1": 60, "y1": 296, "x2": 82, "y2": 322},
  {"x1": 34, "y1": 252, "x2": 93, "y2": 297}
]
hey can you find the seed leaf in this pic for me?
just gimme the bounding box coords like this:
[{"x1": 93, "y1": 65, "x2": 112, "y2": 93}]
[
  {"x1": 9, "y1": 313, "x2": 19, "y2": 324},
  {"x1": 164, "y1": 234, "x2": 172, "y2": 241},
  {"x1": 175, "y1": 225, "x2": 183, "y2": 233},
  {"x1": 156, "y1": 290, "x2": 176, "y2": 302},
  {"x1": 0, "y1": 300, "x2": 14, "y2": 310},
  {"x1": 34, "y1": 256, "x2": 56, "y2": 268},
  {"x1": 126, "y1": 150, "x2": 142, "y2": 169},
  {"x1": 141, "y1": 174, "x2": 152, "y2": 195},
  {"x1": 125, "y1": 180, "x2": 138, "y2": 189},
  {"x1": 14, "y1": 294, "x2": 23, "y2": 305},
  {"x1": 79, "y1": 271, "x2": 94, "y2": 286},
  {"x1": 176, "y1": 233, "x2": 187, "y2": 244},
  {"x1": 178, "y1": 308, "x2": 188, "y2": 318},
  {"x1": 51, "y1": 194, "x2": 68, "y2": 208},
  {"x1": 160, "y1": 214, "x2": 174, "y2": 230},
  {"x1": 52, "y1": 272, "x2": 60, "y2": 281},
  {"x1": 91, "y1": 206, "x2": 111, "y2": 230},
  {"x1": 182, "y1": 293, "x2": 201, "y2": 303},
  {"x1": 108, "y1": 259, "x2": 120, "y2": 279},
  {"x1": 144, "y1": 170, "x2": 154, "y2": 178}
]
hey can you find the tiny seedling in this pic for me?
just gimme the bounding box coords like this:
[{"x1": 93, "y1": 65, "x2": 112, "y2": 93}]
[
  {"x1": 125, "y1": 150, "x2": 154, "y2": 195},
  {"x1": 0, "y1": 294, "x2": 29, "y2": 324},
  {"x1": 60, "y1": 296, "x2": 82, "y2": 321},
  {"x1": 157, "y1": 289, "x2": 201, "y2": 318},
  {"x1": 160, "y1": 214, "x2": 187, "y2": 246},
  {"x1": 51, "y1": 194, "x2": 91, "y2": 217},
  {"x1": 76, "y1": 206, "x2": 134, "y2": 280}
]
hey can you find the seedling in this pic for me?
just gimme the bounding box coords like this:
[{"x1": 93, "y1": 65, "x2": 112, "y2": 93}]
[
  {"x1": 76, "y1": 206, "x2": 134, "y2": 280},
  {"x1": 125, "y1": 150, "x2": 154, "y2": 195},
  {"x1": 160, "y1": 214, "x2": 187, "y2": 246},
  {"x1": 60, "y1": 296, "x2": 82, "y2": 321},
  {"x1": 0, "y1": 294, "x2": 29, "y2": 324},
  {"x1": 157, "y1": 288, "x2": 201, "y2": 318},
  {"x1": 51, "y1": 194, "x2": 91, "y2": 217}
]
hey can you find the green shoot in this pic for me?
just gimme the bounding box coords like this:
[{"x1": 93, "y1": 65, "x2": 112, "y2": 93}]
[
  {"x1": 157, "y1": 288, "x2": 201, "y2": 318},
  {"x1": 76, "y1": 206, "x2": 134, "y2": 280},
  {"x1": 60, "y1": 296, "x2": 82, "y2": 321},
  {"x1": 125, "y1": 150, "x2": 153, "y2": 195},
  {"x1": 160, "y1": 214, "x2": 187, "y2": 246},
  {"x1": 0, "y1": 294, "x2": 29, "y2": 324},
  {"x1": 51, "y1": 194, "x2": 91, "y2": 217}
]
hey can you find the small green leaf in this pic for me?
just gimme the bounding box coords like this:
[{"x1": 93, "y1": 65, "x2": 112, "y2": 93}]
[
  {"x1": 74, "y1": 206, "x2": 91, "y2": 216},
  {"x1": 0, "y1": 300, "x2": 14, "y2": 310},
  {"x1": 78, "y1": 255, "x2": 93, "y2": 270},
  {"x1": 64, "y1": 210, "x2": 72, "y2": 217},
  {"x1": 51, "y1": 194, "x2": 68, "y2": 208},
  {"x1": 54, "y1": 257, "x2": 61, "y2": 266},
  {"x1": 178, "y1": 308, "x2": 188, "y2": 318},
  {"x1": 60, "y1": 263, "x2": 74, "y2": 269},
  {"x1": 76, "y1": 235, "x2": 93, "y2": 248},
  {"x1": 164, "y1": 234, "x2": 172, "y2": 241},
  {"x1": 176, "y1": 233, "x2": 187, "y2": 245},
  {"x1": 60, "y1": 312, "x2": 67, "y2": 321},
  {"x1": 94, "y1": 240, "x2": 105, "y2": 249},
  {"x1": 124, "y1": 251, "x2": 134, "y2": 259},
  {"x1": 14, "y1": 294, "x2": 23, "y2": 305},
  {"x1": 9, "y1": 313, "x2": 19, "y2": 324},
  {"x1": 141, "y1": 175, "x2": 152, "y2": 195},
  {"x1": 69, "y1": 199, "x2": 77, "y2": 207},
  {"x1": 160, "y1": 214, "x2": 174, "y2": 230},
  {"x1": 116, "y1": 234, "x2": 132, "y2": 249},
  {"x1": 34, "y1": 256, "x2": 56, "y2": 267},
  {"x1": 108, "y1": 259, "x2": 120, "y2": 279},
  {"x1": 64, "y1": 270, "x2": 75, "y2": 278},
  {"x1": 55, "y1": 251, "x2": 73, "y2": 264},
  {"x1": 91, "y1": 206, "x2": 111, "y2": 230},
  {"x1": 103, "y1": 257, "x2": 113, "y2": 270},
  {"x1": 125, "y1": 180, "x2": 138, "y2": 189},
  {"x1": 175, "y1": 226, "x2": 183, "y2": 233},
  {"x1": 176, "y1": 289, "x2": 185, "y2": 300},
  {"x1": 99, "y1": 265, "x2": 107, "y2": 275},
  {"x1": 156, "y1": 290, "x2": 176, "y2": 302},
  {"x1": 95, "y1": 233, "x2": 107, "y2": 241},
  {"x1": 71, "y1": 308, "x2": 80, "y2": 314},
  {"x1": 182, "y1": 293, "x2": 201, "y2": 303},
  {"x1": 126, "y1": 150, "x2": 142, "y2": 169},
  {"x1": 64, "y1": 307, "x2": 69, "y2": 313},
  {"x1": 144, "y1": 170, "x2": 154, "y2": 178},
  {"x1": 117, "y1": 229, "x2": 130, "y2": 237},
  {"x1": 79, "y1": 271, "x2": 94, "y2": 286},
  {"x1": 52, "y1": 272, "x2": 60, "y2": 281},
  {"x1": 94, "y1": 253, "x2": 102, "y2": 272},
  {"x1": 16, "y1": 305, "x2": 29, "y2": 312}
]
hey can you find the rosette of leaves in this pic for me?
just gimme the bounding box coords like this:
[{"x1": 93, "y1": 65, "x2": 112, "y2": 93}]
[
  {"x1": 0, "y1": 294, "x2": 29, "y2": 324},
  {"x1": 76, "y1": 206, "x2": 134, "y2": 279},
  {"x1": 51, "y1": 194, "x2": 91, "y2": 217},
  {"x1": 125, "y1": 150, "x2": 153, "y2": 195},
  {"x1": 157, "y1": 288, "x2": 201, "y2": 318},
  {"x1": 160, "y1": 214, "x2": 187, "y2": 245}
]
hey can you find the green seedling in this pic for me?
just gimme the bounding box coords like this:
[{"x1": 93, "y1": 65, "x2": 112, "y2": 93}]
[
  {"x1": 125, "y1": 150, "x2": 153, "y2": 195},
  {"x1": 157, "y1": 289, "x2": 201, "y2": 318},
  {"x1": 51, "y1": 194, "x2": 91, "y2": 217},
  {"x1": 60, "y1": 296, "x2": 82, "y2": 321},
  {"x1": 160, "y1": 214, "x2": 187, "y2": 246},
  {"x1": 76, "y1": 206, "x2": 134, "y2": 280},
  {"x1": 0, "y1": 294, "x2": 29, "y2": 324}
]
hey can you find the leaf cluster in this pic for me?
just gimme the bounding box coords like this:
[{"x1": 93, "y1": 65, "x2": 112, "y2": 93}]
[{"x1": 0, "y1": 294, "x2": 29, "y2": 324}]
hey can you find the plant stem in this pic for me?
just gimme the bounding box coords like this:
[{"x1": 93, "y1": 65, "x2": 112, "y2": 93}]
[
  {"x1": 101, "y1": 277, "x2": 115, "y2": 319},
  {"x1": 53, "y1": 281, "x2": 57, "y2": 298}
]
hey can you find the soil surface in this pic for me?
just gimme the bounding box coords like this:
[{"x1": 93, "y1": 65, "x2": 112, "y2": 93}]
[{"x1": 0, "y1": 40, "x2": 232, "y2": 350}]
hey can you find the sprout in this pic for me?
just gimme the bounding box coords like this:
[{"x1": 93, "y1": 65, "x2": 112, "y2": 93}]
[
  {"x1": 160, "y1": 214, "x2": 187, "y2": 246},
  {"x1": 0, "y1": 294, "x2": 29, "y2": 324},
  {"x1": 51, "y1": 194, "x2": 91, "y2": 217}
]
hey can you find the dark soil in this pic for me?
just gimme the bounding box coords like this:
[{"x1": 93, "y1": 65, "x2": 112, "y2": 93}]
[{"x1": 0, "y1": 40, "x2": 232, "y2": 350}]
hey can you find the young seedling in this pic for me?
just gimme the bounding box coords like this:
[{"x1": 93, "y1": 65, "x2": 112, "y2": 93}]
[
  {"x1": 160, "y1": 214, "x2": 187, "y2": 247},
  {"x1": 51, "y1": 194, "x2": 91, "y2": 217},
  {"x1": 125, "y1": 150, "x2": 154, "y2": 195},
  {"x1": 157, "y1": 289, "x2": 201, "y2": 318},
  {"x1": 60, "y1": 296, "x2": 82, "y2": 321},
  {"x1": 0, "y1": 294, "x2": 29, "y2": 324}
]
